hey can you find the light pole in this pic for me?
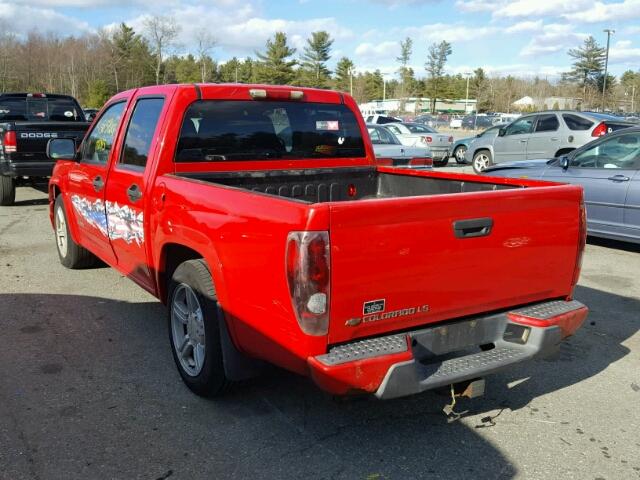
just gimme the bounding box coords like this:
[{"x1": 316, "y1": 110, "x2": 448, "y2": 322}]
[
  {"x1": 602, "y1": 29, "x2": 614, "y2": 112},
  {"x1": 464, "y1": 71, "x2": 472, "y2": 114},
  {"x1": 349, "y1": 66, "x2": 354, "y2": 96}
]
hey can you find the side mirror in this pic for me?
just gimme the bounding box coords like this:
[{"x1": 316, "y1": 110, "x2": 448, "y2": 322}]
[
  {"x1": 559, "y1": 155, "x2": 570, "y2": 170},
  {"x1": 498, "y1": 128, "x2": 506, "y2": 137},
  {"x1": 47, "y1": 138, "x2": 77, "y2": 161}
]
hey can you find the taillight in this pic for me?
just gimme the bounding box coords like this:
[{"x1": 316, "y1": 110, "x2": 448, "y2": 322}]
[
  {"x1": 3, "y1": 131, "x2": 17, "y2": 153},
  {"x1": 591, "y1": 122, "x2": 608, "y2": 137},
  {"x1": 421, "y1": 136, "x2": 433, "y2": 143},
  {"x1": 570, "y1": 199, "x2": 587, "y2": 296},
  {"x1": 409, "y1": 157, "x2": 433, "y2": 167},
  {"x1": 285, "y1": 231, "x2": 330, "y2": 336},
  {"x1": 375, "y1": 157, "x2": 393, "y2": 166}
]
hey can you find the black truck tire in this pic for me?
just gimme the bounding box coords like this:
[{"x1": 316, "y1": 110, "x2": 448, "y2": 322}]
[
  {"x1": 0, "y1": 175, "x2": 16, "y2": 206},
  {"x1": 168, "y1": 259, "x2": 229, "y2": 397},
  {"x1": 54, "y1": 195, "x2": 98, "y2": 269}
]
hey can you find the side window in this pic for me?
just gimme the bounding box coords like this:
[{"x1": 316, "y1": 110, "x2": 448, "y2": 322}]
[
  {"x1": 563, "y1": 114, "x2": 593, "y2": 131},
  {"x1": 368, "y1": 128, "x2": 381, "y2": 144},
  {"x1": 386, "y1": 125, "x2": 401, "y2": 135},
  {"x1": 82, "y1": 102, "x2": 126, "y2": 164},
  {"x1": 535, "y1": 114, "x2": 559, "y2": 132},
  {"x1": 120, "y1": 98, "x2": 165, "y2": 169},
  {"x1": 505, "y1": 117, "x2": 535, "y2": 136},
  {"x1": 379, "y1": 128, "x2": 395, "y2": 144},
  {"x1": 571, "y1": 133, "x2": 640, "y2": 169}
]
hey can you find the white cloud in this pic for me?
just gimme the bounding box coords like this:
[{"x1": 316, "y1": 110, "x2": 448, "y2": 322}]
[
  {"x1": 609, "y1": 39, "x2": 640, "y2": 64},
  {"x1": 355, "y1": 41, "x2": 399, "y2": 59},
  {"x1": 0, "y1": 1, "x2": 92, "y2": 35},
  {"x1": 564, "y1": 0, "x2": 640, "y2": 22},
  {"x1": 454, "y1": 0, "x2": 499, "y2": 13},
  {"x1": 448, "y1": 63, "x2": 566, "y2": 78},
  {"x1": 402, "y1": 23, "x2": 493, "y2": 43},
  {"x1": 519, "y1": 24, "x2": 587, "y2": 57},
  {"x1": 496, "y1": 0, "x2": 592, "y2": 18},
  {"x1": 505, "y1": 20, "x2": 543, "y2": 34}
]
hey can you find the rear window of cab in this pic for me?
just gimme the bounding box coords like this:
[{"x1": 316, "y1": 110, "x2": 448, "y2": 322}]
[{"x1": 175, "y1": 100, "x2": 365, "y2": 162}]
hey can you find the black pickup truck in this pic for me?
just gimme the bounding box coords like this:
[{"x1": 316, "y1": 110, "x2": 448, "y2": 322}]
[{"x1": 0, "y1": 93, "x2": 90, "y2": 205}]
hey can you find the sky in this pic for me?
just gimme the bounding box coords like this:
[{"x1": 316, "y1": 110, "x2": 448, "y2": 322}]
[{"x1": 2, "y1": 0, "x2": 640, "y2": 81}]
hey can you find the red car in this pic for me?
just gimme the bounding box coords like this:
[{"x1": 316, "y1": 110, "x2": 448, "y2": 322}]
[{"x1": 47, "y1": 84, "x2": 588, "y2": 400}]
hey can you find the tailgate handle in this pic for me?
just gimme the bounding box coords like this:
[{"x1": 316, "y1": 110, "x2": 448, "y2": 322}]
[{"x1": 453, "y1": 218, "x2": 493, "y2": 238}]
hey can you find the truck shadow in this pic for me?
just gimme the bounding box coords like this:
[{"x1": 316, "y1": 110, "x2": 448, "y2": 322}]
[{"x1": 1, "y1": 287, "x2": 637, "y2": 479}]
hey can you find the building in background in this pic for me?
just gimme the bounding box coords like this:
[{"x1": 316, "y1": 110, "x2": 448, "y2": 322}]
[
  {"x1": 512, "y1": 96, "x2": 581, "y2": 111},
  {"x1": 359, "y1": 97, "x2": 477, "y2": 116}
]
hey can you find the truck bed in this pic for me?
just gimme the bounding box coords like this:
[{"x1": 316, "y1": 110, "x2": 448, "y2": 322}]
[{"x1": 177, "y1": 166, "x2": 521, "y2": 203}]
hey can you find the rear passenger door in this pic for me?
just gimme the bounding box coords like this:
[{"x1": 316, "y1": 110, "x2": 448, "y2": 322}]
[
  {"x1": 104, "y1": 96, "x2": 166, "y2": 291},
  {"x1": 526, "y1": 114, "x2": 561, "y2": 159}
]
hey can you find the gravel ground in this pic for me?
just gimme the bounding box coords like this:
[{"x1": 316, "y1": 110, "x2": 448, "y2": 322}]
[{"x1": 0, "y1": 185, "x2": 638, "y2": 480}]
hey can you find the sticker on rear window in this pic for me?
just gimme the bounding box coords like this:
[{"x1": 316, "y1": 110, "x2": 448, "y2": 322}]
[
  {"x1": 363, "y1": 299, "x2": 385, "y2": 315},
  {"x1": 316, "y1": 120, "x2": 339, "y2": 131},
  {"x1": 64, "y1": 111, "x2": 74, "y2": 118}
]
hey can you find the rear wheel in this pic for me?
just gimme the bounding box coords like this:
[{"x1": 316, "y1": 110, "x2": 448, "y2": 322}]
[
  {"x1": 168, "y1": 259, "x2": 229, "y2": 397},
  {"x1": 453, "y1": 145, "x2": 467, "y2": 164},
  {"x1": 472, "y1": 150, "x2": 492, "y2": 174},
  {"x1": 434, "y1": 156, "x2": 449, "y2": 167},
  {"x1": 0, "y1": 175, "x2": 15, "y2": 206},
  {"x1": 54, "y1": 195, "x2": 98, "y2": 269}
]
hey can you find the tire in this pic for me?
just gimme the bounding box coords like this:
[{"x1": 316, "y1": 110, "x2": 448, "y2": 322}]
[
  {"x1": 0, "y1": 175, "x2": 16, "y2": 206},
  {"x1": 453, "y1": 145, "x2": 467, "y2": 164},
  {"x1": 54, "y1": 195, "x2": 98, "y2": 269},
  {"x1": 168, "y1": 259, "x2": 229, "y2": 397},
  {"x1": 434, "y1": 156, "x2": 449, "y2": 167},
  {"x1": 472, "y1": 150, "x2": 492, "y2": 174}
]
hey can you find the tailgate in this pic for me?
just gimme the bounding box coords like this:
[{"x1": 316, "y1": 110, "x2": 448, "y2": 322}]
[
  {"x1": 327, "y1": 185, "x2": 582, "y2": 344},
  {"x1": 14, "y1": 122, "x2": 89, "y2": 159}
]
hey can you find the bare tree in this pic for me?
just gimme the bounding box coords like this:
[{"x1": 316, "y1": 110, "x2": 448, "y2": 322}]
[
  {"x1": 143, "y1": 15, "x2": 180, "y2": 85},
  {"x1": 195, "y1": 29, "x2": 216, "y2": 83}
]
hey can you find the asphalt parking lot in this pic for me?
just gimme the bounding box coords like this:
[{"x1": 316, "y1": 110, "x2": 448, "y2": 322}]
[{"x1": 1, "y1": 185, "x2": 639, "y2": 480}]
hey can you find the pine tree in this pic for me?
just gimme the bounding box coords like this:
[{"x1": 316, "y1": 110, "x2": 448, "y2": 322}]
[
  {"x1": 564, "y1": 36, "x2": 605, "y2": 102},
  {"x1": 425, "y1": 40, "x2": 452, "y2": 113},
  {"x1": 256, "y1": 32, "x2": 297, "y2": 85},
  {"x1": 334, "y1": 57, "x2": 355, "y2": 93},
  {"x1": 300, "y1": 31, "x2": 333, "y2": 87}
]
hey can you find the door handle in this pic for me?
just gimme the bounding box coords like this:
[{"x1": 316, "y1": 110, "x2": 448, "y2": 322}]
[
  {"x1": 92, "y1": 176, "x2": 104, "y2": 192},
  {"x1": 127, "y1": 184, "x2": 142, "y2": 202},
  {"x1": 453, "y1": 218, "x2": 493, "y2": 239},
  {"x1": 519, "y1": 139, "x2": 527, "y2": 143},
  {"x1": 607, "y1": 175, "x2": 630, "y2": 182},
  {"x1": 551, "y1": 137, "x2": 559, "y2": 141}
]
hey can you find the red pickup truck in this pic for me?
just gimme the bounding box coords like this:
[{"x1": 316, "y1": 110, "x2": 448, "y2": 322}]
[{"x1": 48, "y1": 84, "x2": 588, "y2": 400}]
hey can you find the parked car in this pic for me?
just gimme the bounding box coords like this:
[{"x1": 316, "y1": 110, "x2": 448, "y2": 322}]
[
  {"x1": 449, "y1": 115, "x2": 463, "y2": 129},
  {"x1": 367, "y1": 124, "x2": 433, "y2": 168},
  {"x1": 47, "y1": 83, "x2": 588, "y2": 400},
  {"x1": 364, "y1": 114, "x2": 402, "y2": 124},
  {"x1": 462, "y1": 115, "x2": 496, "y2": 130},
  {"x1": 466, "y1": 110, "x2": 634, "y2": 173},
  {"x1": 451, "y1": 125, "x2": 503, "y2": 164},
  {"x1": 83, "y1": 108, "x2": 99, "y2": 122},
  {"x1": 484, "y1": 127, "x2": 640, "y2": 244},
  {"x1": 0, "y1": 93, "x2": 90, "y2": 205},
  {"x1": 383, "y1": 122, "x2": 453, "y2": 166}
]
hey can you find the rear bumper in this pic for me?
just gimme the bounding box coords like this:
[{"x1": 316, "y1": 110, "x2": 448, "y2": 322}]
[
  {"x1": 308, "y1": 299, "x2": 587, "y2": 399},
  {"x1": 0, "y1": 159, "x2": 54, "y2": 178},
  {"x1": 429, "y1": 148, "x2": 449, "y2": 159}
]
